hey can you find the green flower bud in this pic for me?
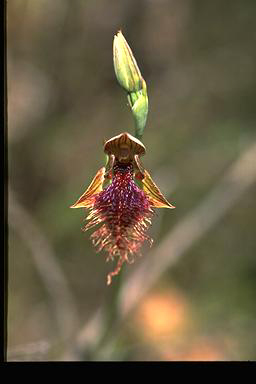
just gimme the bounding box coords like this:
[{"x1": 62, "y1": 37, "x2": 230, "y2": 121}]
[
  {"x1": 130, "y1": 79, "x2": 148, "y2": 141},
  {"x1": 113, "y1": 30, "x2": 143, "y2": 93},
  {"x1": 113, "y1": 31, "x2": 149, "y2": 140}
]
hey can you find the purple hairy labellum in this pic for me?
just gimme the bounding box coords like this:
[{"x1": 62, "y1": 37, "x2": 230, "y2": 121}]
[{"x1": 71, "y1": 132, "x2": 175, "y2": 285}]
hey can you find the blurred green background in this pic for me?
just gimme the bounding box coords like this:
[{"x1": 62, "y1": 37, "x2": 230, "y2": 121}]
[{"x1": 7, "y1": 0, "x2": 256, "y2": 361}]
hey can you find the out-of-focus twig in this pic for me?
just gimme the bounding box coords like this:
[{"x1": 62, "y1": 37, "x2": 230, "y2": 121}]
[
  {"x1": 67, "y1": 140, "x2": 256, "y2": 359},
  {"x1": 8, "y1": 189, "x2": 80, "y2": 345}
]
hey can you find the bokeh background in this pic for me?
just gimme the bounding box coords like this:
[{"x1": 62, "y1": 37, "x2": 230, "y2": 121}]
[{"x1": 7, "y1": 0, "x2": 256, "y2": 361}]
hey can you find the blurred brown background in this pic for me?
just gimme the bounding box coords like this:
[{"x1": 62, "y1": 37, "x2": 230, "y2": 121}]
[{"x1": 7, "y1": 0, "x2": 256, "y2": 361}]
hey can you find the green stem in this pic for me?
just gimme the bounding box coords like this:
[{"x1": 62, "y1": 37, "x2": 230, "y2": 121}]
[{"x1": 89, "y1": 269, "x2": 123, "y2": 359}]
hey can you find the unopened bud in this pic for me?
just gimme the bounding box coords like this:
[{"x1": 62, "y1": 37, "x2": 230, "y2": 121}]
[
  {"x1": 113, "y1": 31, "x2": 148, "y2": 140},
  {"x1": 113, "y1": 30, "x2": 143, "y2": 93}
]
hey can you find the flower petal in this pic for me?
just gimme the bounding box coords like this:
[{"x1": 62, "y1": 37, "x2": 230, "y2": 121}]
[
  {"x1": 141, "y1": 169, "x2": 175, "y2": 209},
  {"x1": 70, "y1": 167, "x2": 106, "y2": 208}
]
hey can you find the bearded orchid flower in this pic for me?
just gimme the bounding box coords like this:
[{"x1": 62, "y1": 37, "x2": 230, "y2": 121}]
[
  {"x1": 71, "y1": 133, "x2": 175, "y2": 285},
  {"x1": 71, "y1": 32, "x2": 175, "y2": 284}
]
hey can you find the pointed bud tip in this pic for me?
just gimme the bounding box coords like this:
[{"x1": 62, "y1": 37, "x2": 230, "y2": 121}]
[{"x1": 116, "y1": 29, "x2": 123, "y2": 37}]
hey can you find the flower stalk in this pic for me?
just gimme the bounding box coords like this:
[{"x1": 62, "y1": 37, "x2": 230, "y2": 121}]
[{"x1": 71, "y1": 31, "x2": 175, "y2": 285}]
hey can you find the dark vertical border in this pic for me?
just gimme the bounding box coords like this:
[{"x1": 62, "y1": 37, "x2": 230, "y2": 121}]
[{"x1": 3, "y1": 0, "x2": 7, "y2": 362}]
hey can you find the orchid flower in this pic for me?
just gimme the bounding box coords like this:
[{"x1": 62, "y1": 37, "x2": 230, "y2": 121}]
[
  {"x1": 71, "y1": 31, "x2": 175, "y2": 284},
  {"x1": 71, "y1": 132, "x2": 175, "y2": 284}
]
